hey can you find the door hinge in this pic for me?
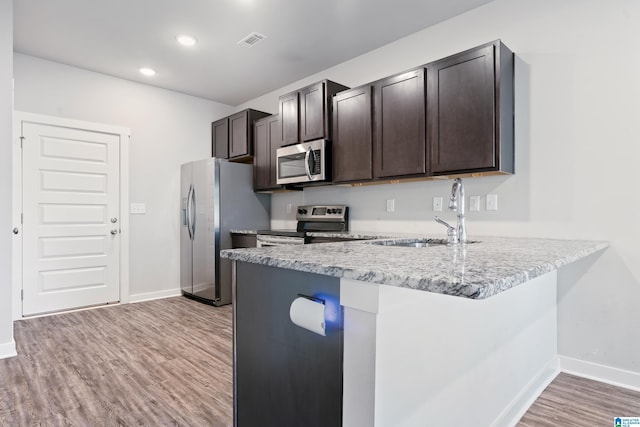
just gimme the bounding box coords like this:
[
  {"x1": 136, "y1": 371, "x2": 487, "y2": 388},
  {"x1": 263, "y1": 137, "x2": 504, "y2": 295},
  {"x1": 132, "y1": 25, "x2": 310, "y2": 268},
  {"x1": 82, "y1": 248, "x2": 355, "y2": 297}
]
[
  {"x1": 21, "y1": 213, "x2": 23, "y2": 224},
  {"x1": 21, "y1": 290, "x2": 23, "y2": 300},
  {"x1": 19, "y1": 136, "x2": 24, "y2": 149}
]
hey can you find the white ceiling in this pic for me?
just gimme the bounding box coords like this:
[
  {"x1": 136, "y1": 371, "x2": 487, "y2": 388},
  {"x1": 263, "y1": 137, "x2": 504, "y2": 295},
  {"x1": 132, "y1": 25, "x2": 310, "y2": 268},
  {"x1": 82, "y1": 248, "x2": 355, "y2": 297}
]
[{"x1": 13, "y1": 0, "x2": 494, "y2": 106}]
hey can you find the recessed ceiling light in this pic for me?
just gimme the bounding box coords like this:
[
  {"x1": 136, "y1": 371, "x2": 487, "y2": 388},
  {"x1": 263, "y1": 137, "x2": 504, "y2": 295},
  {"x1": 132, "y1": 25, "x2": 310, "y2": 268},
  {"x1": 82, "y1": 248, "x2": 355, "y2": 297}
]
[
  {"x1": 176, "y1": 34, "x2": 197, "y2": 47},
  {"x1": 139, "y1": 67, "x2": 156, "y2": 77}
]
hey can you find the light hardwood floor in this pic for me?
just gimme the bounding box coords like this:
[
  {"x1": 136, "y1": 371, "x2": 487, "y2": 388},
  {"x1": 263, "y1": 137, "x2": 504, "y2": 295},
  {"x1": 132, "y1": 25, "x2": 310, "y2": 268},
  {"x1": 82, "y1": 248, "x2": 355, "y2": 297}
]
[
  {"x1": 2, "y1": 297, "x2": 639, "y2": 426},
  {"x1": 518, "y1": 372, "x2": 640, "y2": 426},
  {"x1": 0, "y1": 297, "x2": 233, "y2": 426}
]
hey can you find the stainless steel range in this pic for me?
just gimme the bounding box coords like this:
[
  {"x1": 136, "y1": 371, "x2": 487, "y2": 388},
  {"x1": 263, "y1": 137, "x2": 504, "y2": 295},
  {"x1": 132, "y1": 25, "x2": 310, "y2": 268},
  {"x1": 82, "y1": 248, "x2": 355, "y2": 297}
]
[{"x1": 256, "y1": 205, "x2": 349, "y2": 247}]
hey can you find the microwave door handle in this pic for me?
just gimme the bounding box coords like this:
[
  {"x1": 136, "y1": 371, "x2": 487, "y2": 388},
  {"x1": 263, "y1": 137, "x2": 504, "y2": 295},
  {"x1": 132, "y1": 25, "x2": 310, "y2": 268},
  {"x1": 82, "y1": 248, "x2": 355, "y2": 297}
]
[{"x1": 304, "y1": 147, "x2": 312, "y2": 180}]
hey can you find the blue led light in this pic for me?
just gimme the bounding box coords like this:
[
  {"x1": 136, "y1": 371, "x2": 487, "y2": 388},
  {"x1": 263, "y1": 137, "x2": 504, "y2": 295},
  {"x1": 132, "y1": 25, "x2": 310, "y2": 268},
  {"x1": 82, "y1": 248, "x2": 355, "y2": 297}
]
[{"x1": 314, "y1": 293, "x2": 342, "y2": 330}]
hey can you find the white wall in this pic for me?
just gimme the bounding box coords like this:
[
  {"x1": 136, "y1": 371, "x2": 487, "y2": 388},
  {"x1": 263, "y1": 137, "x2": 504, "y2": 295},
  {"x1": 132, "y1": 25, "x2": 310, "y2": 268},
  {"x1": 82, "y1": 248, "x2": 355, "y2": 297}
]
[
  {"x1": 13, "y1": 54, "x2": 234, "y2": 300},
  {"x1": 0, "y1": 0, "x2": 15, "y2": 357},
  {"x1": 239, "y1": 0, "x2": 640, "y2": 374}
]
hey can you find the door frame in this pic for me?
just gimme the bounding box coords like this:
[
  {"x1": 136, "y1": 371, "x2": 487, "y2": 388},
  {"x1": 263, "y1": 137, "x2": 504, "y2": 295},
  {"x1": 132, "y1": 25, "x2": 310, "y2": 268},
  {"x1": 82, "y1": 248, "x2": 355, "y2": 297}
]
[{"x1": 12, "y1": 111, "x2": 130, "y2": 320}]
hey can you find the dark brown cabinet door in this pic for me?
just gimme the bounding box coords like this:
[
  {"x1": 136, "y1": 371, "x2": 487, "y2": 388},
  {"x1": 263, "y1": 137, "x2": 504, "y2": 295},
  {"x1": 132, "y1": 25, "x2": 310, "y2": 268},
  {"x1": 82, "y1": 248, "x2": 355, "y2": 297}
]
[
  {"x1": 253, "y1": 115, "x2": 281, "y2": 191},
  {"x1": 229, "y1": 110, "x2": 249, "y2": 158},
  {"x1": 428, "y1": 44, "x2": 495, "y2": 174},
  {"x1": 332, "y1": 86, "x2": 373, "y2": 183},
  {"x1": 214, "y1": 109, "x2": 270, "y2": 162},
  {"x1": 279, "y1": 80, "x2": 349, "y2": 147},
  {"x1": 373, "y1": 69, "x2": 426, "y2": 178},
  {"x1": 299, "y1": 82, "x2": 325, "y2": 142},
  {"x1": 279, "y1": 91, "x2": 299, "y2": 146},
  {"x1": 211, "y1": 118, "x2": 229, "y2": 158},
  {"x1": 427, "y1": 40, "x2": 514, "y2": 175}
]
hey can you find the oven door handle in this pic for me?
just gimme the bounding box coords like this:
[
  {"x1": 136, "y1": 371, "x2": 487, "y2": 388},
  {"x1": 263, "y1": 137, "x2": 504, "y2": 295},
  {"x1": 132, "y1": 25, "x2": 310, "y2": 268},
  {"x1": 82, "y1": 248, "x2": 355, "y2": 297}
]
[
  {"x1": 257, "y1": 235, "x2": 305, "y2": 246},
  {"x1": 304, "y1": 147, "x2": 312, "y2": 180}
]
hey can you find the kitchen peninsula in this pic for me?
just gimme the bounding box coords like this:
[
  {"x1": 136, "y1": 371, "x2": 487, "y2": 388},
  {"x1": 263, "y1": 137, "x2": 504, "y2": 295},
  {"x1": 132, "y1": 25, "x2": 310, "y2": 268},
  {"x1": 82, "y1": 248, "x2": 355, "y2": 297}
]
[{"x1": 222, "y1": 236, "x2": 607, "y2": 426}]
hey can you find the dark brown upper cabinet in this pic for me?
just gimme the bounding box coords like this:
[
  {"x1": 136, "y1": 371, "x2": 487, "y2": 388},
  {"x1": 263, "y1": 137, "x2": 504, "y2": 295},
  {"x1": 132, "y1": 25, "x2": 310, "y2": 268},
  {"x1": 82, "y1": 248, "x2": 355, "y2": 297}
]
[
  {"x1": 279, "y1": 80, "x2": 349, "y2": 146},
  {"x1": 211, "y1": 109, "x2": 270, "y2": 162},
  {"x1": 373, "y1": 68, "x2": 427, "y2": 179},
  {"x1": 253, "y1": 114, "x2": 282, "y2": 191},
  {"x1": 211, "y1": 118, "x2": 229, "y2": 159},
  {"x1": 427, "y1": 40, "x2": 514, "y2": 175},
  {"x1": 332, "y1": 85, "x2": 373, "y2": 183}
]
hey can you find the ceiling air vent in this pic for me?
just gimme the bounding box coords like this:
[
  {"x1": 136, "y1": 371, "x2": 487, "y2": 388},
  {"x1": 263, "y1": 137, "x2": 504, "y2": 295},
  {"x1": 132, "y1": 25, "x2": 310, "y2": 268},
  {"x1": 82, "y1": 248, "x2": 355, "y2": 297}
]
[{"x1": 237, "y1": 32, "x2": 266, "y2": 48}]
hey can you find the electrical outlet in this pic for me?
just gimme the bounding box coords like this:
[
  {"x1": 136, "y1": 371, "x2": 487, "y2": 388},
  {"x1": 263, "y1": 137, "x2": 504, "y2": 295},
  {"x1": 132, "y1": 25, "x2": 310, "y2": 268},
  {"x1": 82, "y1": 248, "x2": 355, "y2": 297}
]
[
  {"x1": 470, "y1": 196, "x2": 480, "y2": 212},
  {"x1": 130, "y1": 203, "x2": 146, "y2": 214},
  {"x1": 433, "y1": 197, "x2": 443, "y2": 212},
  {"x1": 486, "y1": 194, "x2": 498, "y2": 211},
  {"x1": 386, "y1": 199, "x2": 395, "y2": 212}
]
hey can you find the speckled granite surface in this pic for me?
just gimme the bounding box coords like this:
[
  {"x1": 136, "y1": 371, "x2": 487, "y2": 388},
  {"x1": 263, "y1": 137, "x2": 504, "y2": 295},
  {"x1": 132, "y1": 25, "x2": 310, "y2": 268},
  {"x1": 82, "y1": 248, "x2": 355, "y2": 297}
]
[
  {"x1": 230, "y1": 230, "x2": 258, "y2": 235},
  {"x1": 221, "y1": 236, "x2": 608, "y2": 299}
]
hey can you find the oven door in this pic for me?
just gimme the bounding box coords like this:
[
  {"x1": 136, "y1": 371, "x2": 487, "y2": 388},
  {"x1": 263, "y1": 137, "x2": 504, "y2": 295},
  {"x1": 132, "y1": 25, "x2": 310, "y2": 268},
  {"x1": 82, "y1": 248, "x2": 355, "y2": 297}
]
[
  {"x1": 256, "y1": 235, "x2": 306, "y2": 247},
  {"x1": 276, "y1": 139, "x2": 328, "y2": 185}
]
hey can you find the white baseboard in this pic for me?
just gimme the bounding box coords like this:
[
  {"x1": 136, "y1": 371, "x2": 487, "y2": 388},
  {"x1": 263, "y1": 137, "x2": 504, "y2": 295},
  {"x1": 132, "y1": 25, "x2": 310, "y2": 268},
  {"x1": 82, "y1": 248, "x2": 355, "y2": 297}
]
[
  {"x1": 492, "y1": 357, "x2": 560, "y2": 427},
  {"x1": 0, "y1": 339, "x2": 17, "y2": 359},
  {"x1": 129, "y1": 288, "x2": 182, "y2": 303},
  {"x1": 559, "y1": 355, "x2": 640, "y2": 392}
]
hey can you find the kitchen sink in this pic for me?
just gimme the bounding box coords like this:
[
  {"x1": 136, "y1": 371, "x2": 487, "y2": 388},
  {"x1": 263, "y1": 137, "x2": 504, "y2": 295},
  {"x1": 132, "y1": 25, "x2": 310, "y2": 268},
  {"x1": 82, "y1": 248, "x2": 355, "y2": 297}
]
[{"x1": 367, "y1": 238, "x2": 479, "y2": 248}]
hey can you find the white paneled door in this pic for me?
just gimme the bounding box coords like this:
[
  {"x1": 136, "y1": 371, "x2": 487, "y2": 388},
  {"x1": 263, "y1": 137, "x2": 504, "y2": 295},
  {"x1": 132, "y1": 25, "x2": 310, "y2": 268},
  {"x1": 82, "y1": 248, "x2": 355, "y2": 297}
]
[{"x1": 21, "y1": 120, "x2": 122, "y2": 316}]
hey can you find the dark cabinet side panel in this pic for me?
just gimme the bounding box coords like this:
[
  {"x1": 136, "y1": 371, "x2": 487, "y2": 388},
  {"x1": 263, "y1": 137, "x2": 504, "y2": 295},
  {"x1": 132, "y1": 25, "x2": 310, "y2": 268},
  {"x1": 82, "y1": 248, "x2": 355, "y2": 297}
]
[
  {"x1": 299, "y1": 82, "x2": 325, "y2": 142},
  {"x1": 267, "y1": 115, "x2": 281, "y2": 188},
  {"x1": 332, "y1": 86, "x2": 373, "y2": 183},
  {"x1": 374, "y1": 69, "x2": 426, "y2": 178},
  {"x1": 428, "y1": 45, "x2": 496, "y2": 174},
  {"x1": 279, "y1": 92, "x2": 299, "y2": 146},
  {"x1": 211, "y1": 118, "x2": 229, "y2": 159},
  {"x1": 235, "y1": 262, "x2": 343, "y2": 427}
]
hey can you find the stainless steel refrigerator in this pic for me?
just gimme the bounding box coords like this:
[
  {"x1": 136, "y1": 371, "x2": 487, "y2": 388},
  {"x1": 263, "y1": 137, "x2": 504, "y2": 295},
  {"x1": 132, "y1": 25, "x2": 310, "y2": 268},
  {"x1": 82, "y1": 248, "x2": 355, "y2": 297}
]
[{"x1": 181, "y1": 158, "x2": 269, "y2": 306}]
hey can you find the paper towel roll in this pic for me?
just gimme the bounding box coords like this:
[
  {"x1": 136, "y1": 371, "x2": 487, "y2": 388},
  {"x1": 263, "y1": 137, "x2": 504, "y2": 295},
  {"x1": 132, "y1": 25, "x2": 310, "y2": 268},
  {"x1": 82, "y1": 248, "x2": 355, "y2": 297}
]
[{"x1": 289, "y1": 297, "x2": 326, "y2": 336}]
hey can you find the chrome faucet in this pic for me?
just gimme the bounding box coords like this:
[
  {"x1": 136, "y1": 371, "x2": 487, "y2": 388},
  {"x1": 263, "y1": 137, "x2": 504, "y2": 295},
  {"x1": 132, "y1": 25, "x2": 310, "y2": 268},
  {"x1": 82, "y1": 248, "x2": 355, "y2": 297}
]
[{"x1": 449, "y1": 178, "x2": 467, "y2": 244}]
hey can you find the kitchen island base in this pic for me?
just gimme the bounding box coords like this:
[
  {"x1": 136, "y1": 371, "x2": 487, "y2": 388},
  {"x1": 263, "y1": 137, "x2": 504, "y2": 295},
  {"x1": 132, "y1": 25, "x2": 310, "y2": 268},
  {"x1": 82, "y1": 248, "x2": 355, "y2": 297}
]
[
  {"x1": 233, "y1": 262, "x2": 343, "y2": 427},
  {"x1": 341, "y1": 271, "x2": 558, "y2": 427}
]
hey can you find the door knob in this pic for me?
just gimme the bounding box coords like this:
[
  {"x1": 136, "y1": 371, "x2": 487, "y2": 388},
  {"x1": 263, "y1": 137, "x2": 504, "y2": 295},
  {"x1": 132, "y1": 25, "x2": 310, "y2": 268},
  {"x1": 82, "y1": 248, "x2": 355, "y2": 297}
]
[
  {"x1": 12, "y1": 227, "x2": 19, "y2": 235},
  {"x1": 110, "y1": 229, "x2": 119, "y2": 235},
  {"x1": 111, "y1": 217, "x2": 118, "y2": 223}
]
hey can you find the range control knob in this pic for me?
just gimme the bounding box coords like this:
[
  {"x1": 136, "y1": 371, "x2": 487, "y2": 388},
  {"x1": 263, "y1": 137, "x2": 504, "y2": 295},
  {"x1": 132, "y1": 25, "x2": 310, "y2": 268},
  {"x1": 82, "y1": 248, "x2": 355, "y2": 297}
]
[{"x1": 297, "y1": 209, "x2": 304, "y2": 215}]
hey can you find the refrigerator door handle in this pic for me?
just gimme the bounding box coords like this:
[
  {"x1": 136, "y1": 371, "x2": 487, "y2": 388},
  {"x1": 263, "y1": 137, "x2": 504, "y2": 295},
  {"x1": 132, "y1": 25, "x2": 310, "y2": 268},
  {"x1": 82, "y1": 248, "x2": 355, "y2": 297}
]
[
  {"x1": 186, "y1": 184, "x2": 194, "y2": 240},
  {"x1": 190, "y1": 186, "x2": 197, "y2": 238}
]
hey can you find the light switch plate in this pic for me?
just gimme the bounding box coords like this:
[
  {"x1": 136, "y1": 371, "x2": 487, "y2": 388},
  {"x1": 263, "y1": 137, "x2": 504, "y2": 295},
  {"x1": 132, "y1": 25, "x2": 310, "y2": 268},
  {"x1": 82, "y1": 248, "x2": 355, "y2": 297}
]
[
  {"x1": 486, "y1": 194, "x2": 498, "y2": 211},
  {"x1": 470, "y1": 196, "x2": 480, "y2": 212},
  {"x1": 131, "y1": 203, "x2": 146, "y2": 214},
  {"x1": 286, "y1": 203, "x2": 292, "y2": 214},
  {"x1": 433, "y1": 197, "x2": 443, "y2": 212}
]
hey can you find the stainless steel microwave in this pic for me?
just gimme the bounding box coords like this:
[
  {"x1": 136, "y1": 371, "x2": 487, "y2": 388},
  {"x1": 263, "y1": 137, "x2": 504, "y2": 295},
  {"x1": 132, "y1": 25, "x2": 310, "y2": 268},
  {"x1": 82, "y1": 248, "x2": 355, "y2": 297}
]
[{"x1": 276, "y1": 139, "x2": 329, "y2": 185}]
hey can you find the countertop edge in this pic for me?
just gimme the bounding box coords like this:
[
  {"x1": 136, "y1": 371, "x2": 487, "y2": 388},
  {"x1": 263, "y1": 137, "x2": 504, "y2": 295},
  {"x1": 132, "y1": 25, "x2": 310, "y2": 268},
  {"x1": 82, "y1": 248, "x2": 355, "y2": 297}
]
[{"x1": 221, "y1": 237, "x2": 609, "y2": 299}]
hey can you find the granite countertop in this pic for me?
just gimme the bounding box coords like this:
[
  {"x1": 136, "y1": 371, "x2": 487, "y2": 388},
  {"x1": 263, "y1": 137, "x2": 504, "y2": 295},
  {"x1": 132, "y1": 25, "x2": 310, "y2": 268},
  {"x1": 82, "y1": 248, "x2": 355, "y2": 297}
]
[
  {"x1": 221, "y1": 236, "x2": 608, "y2": 299},
  {"x1": 230, "y1": 230, "x2": 258, "y2": 235}
]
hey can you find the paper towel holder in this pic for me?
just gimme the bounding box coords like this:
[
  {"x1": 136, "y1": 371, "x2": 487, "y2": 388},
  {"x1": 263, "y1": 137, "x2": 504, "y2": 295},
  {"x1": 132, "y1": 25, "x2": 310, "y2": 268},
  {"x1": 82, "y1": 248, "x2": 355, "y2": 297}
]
[{"x1": 297, "y1": 294, "x2": 325, "y2": 305}]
